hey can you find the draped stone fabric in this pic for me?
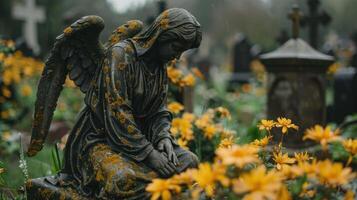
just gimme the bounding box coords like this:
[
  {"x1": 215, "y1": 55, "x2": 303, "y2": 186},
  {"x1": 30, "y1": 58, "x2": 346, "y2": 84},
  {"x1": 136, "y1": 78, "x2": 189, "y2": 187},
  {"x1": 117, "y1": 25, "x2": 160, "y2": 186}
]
[{"x1": 58, "y1": 8, "x2": 201, "y2": 199}]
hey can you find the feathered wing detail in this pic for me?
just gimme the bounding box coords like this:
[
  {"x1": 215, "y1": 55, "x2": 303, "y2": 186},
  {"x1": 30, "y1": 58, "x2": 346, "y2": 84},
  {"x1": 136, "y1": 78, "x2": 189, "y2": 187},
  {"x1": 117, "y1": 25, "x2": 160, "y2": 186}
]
[
  {"x1": 105, "y1": 20, "x2": 143, "y2": 49},
  {"x1": 28, "y1": 15, "x2": 105, "y2": 156},
  {"x1": 28, "y1": 17, "x2": 145, "y2": 157}
]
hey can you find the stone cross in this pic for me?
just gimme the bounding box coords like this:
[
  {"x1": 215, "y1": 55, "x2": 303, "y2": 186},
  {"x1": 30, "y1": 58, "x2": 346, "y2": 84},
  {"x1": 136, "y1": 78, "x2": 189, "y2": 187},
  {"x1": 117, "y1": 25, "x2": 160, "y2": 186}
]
[
  {"x1": 301, "y1": 0, "x2": 331, "y2": 48},
  {"x1": 12, "y1": 0, "x2": 45, "y2": 55},
  {"x1": 288, "y1": 4, "x2": 302, "y2": 39}
]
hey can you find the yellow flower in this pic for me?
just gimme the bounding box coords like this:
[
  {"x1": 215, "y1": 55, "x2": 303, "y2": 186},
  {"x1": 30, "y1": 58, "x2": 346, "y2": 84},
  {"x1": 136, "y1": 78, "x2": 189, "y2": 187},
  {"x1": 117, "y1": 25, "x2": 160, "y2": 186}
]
[
  {"x1": 299, "y1": 182, "x2": 316, "y2": 198},
  {"x1": 167, "y1": 66, "x2": 183, "y2": 84},
  {"x1": 167, "y1": 102, "x2": 184, "y2": 114},
  {"x1": 277, "y1": 185, "x2": 292, "y2": 200},
  {"x1": 257, "y1": 119, "x2": 275, "y2": 131},
  {"x1": 182, "y1": 112, "x2": 195, "y2": 123},
  {"x1": 327, "y1": 62, "x2": 341, "y2": 75},
  {"x1": 294, "y1": 152, "x2": 313, "y2": 163},
  {"x1": 303, "y1": 125, "x2": 341, "y2": 150},
  {"x1": 343, "y1": 138, "x2": 357, "y2": 165},
  {"x1": 216, "y1": 144, "x2": 260, "y2": 168},
  {"x1": 193, "y1": 162, "x2": 229, "y2": 197},
  {"x1": 251, "y1": 136, "x2": 271, "y2": 148},
  {"x1": 203, "y1": 125, "x2": 217, "y2": 139},
  {"x1": 343, "y1": 138, "x2": 357, "y2": 156},
  {"x1": 177, "y1": 138, "x2": 188, "y2": 150},
  {"x1": 20, "y1": 85, "x2": 32, "y2": 96},
  {"x1": 273, "y1": 152, "x2": 296, "y2": 170},
  {"x1": 146, "y1": 179, "x2": 181, "y2": 200},
  {"x1": 195, "y1": 109, "x2": 214, "y2": 129},
  {"x1": 344, "y1": 190, "x2": 355, "y2": 200},
  {"x1": 316, "y1": 160, "x2": 356, "y2": 188},
  {"x1": 218, "y1": 136, "x2": 234, "y2": 149},
  {"x1": 0, "y1": 168, "x2": 4, "y2": 174},
  {"x1": 170, "y1": 168, "x2": 196, "y2": 185},
  {"x1": 275, "y1": 117, "x2": 298, "y2": 134},
  {"x1": 220, "y1": 129, "x2": 236, "y2": 139},
  {"x1": 171, "y1": 117, "x2": 194, "y2": 141},
  {"x1": 180, "y1": 73, "x2": 196, "y2": 87},
  {"x1": 1, "y1": 87, "x2": 11, "y2": 98},
  {"x1": 1, "y1": 110, "x2": 10, "y2": 119},
  {"x1": 215, "y1": 107, "x2": 231, "y2": 120},
  {"x1": 191, "y1": 67, "x2": 204, "y2": 79},
  {"x1": 0, "y1": 53, "x2": 5, "y2": 61},
  {"x1": 233, "y1": 165, "x2": 284, "y2": 200}
]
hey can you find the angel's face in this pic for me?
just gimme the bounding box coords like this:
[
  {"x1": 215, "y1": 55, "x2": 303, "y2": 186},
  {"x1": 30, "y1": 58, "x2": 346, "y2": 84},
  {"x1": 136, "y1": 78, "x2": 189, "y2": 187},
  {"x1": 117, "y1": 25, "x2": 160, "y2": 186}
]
[{"x1": 157, "y1": 40, "x2": 191, "y2": 63}]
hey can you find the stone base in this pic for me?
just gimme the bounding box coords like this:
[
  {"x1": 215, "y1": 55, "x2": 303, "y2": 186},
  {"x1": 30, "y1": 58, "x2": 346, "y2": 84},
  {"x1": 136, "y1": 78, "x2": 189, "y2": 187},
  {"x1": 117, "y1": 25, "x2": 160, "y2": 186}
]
[{"x1": 26, "y1": 176, "x2": 90, "y2": 200}]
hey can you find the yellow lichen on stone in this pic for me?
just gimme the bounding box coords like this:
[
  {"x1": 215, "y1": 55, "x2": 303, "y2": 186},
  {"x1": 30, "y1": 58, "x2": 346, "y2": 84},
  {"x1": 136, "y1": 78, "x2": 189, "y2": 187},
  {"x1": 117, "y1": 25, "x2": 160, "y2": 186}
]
[{"x1": 63, "y1": 27, "x2": 73, "y2": 35}]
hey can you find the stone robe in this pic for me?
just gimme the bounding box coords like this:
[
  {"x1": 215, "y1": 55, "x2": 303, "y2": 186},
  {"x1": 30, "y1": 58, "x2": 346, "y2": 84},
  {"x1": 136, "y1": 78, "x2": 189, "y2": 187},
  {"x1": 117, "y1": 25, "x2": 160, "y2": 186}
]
[{"x1": 60, "y1": 40, "x2": 198, "y2": 199}]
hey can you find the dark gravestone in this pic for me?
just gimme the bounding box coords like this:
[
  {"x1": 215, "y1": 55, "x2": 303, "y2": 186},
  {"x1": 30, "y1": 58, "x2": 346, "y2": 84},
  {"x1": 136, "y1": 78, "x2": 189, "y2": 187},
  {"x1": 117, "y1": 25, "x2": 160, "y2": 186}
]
[
  {"x1": 228, "y1": 34, "x2": 253, "y2": 88},
  {"x1": 260, "y1": 4, "x2": 334, "y2": 148},
  {"x1": 330, "y1": 68, "x2": 357, "y2": 124},
  {"x1": 232, "y1": 33, "x2": 252, "y2": 73},
  {"x1": 300, "y1": 0, "x2": 331, "y2": 49}
]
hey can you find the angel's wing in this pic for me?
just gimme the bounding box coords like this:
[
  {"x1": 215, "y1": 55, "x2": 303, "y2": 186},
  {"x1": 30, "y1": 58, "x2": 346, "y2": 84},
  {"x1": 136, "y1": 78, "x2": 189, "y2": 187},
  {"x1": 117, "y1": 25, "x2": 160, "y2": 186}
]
[
  {"x1": 28, "y1": 17, "x2": 144, "y2": 157},
  {"x1": 28, "y1": 15, "x2": 105, "y2": 156},
  {"x1": 105, "y1": 20, "x2": 143, "y2": 49}
]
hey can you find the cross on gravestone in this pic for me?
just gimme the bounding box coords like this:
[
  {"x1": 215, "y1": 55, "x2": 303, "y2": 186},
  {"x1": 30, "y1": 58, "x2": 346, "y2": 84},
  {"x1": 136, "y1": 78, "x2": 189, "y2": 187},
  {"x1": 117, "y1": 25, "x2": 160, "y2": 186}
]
[
  {"x1": 12, "y1": 0, "x2": 45, "y2": 55},
  {"x1": 301, "y1": 0, "x2": 331, "y2": 49},
  {"x1": 288, "y1": 4, "x2": 303, "y2": 39}
]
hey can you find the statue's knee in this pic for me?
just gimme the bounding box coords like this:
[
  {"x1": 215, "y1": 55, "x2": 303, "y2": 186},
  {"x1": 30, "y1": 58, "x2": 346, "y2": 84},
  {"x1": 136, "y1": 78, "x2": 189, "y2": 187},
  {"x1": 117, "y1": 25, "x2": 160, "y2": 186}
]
[
  {"x1": 105, "y1": 168, "x2": 136, "y2": 194},
  {"x1": 188, "y1": 152, "x2": 199, "y2": 168}
]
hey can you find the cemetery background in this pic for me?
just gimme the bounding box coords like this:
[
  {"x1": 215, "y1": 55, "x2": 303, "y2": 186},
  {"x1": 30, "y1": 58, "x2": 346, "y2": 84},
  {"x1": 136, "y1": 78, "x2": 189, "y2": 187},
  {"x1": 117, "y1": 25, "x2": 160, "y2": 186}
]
[{"x1": 0, "y1": 0, "x2": 356, "y2": 199}]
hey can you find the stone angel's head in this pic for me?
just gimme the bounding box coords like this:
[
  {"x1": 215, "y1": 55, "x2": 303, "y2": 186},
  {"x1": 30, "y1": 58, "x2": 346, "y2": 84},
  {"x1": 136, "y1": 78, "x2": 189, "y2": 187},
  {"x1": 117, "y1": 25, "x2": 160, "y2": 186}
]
[{"x1": 133, "y1": 8, "x2": 202, "y2": 63}]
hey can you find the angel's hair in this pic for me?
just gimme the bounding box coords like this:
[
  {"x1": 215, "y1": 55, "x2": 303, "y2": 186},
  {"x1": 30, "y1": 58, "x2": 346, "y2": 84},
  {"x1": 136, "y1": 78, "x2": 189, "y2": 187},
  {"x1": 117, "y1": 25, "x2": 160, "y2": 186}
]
[{"x1": 157, "y1": 23, "x2": 202, "y2": 49}]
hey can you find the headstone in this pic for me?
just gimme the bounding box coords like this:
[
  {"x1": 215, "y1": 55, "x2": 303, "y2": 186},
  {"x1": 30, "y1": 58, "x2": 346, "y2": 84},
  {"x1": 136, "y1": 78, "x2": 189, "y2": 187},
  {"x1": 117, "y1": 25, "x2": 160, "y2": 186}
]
[
  {"x1": 260, "y1": 4, "x2": 334, "y2": 148},
  {"x1": 232, "y1": 33, "x2": 252, "y2": 73},
  {"x1": 300, "y1": 0, "x2": 331, "y2": 49},
  {"x1": 228, "y1": 33, "x2": 253, "y2": 87},
  {"x1": 329, "y1": 68, "x2": 357, "y2": 124},
  {"x1": 12, "y1": 0, "x2": 45, "y2": 55}
]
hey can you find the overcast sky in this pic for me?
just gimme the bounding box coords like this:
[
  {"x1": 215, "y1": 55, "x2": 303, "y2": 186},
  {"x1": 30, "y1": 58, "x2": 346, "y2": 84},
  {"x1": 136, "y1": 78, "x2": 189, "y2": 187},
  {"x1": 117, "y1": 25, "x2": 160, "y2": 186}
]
[{"x1": 107, "y1": 0, "x2": 152, "y2": 13}]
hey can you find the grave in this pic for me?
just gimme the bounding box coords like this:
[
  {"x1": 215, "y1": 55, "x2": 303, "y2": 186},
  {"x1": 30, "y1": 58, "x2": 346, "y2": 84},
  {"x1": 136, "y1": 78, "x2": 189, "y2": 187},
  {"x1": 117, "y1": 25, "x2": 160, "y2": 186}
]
[
  {"x1": 228, "y1": 33, "x2": 254, "y2": 90},
  {"x1": 260, "y1": 4, "x2": 334, "y2": 148},
  {"x1": 300, "y1": 0, "x2": 331, "y2": 49},
  {"x1": 12, "y1": 0, "x2": 45, "y2": 55}
]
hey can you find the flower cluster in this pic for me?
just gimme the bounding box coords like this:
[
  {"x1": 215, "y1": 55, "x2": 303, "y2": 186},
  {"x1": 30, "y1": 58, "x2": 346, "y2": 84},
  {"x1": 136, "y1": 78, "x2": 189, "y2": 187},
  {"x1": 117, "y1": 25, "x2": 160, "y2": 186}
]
[
  {"x1": 0, "y1": 40, "x2": 44, "y2": 123},
  {"x1": 168, "y1": 104, "x2": 236, "y2": 160},
  {"x1": 146, "y1": 117, "x2": 356, "y2": 200},
  {"x1": 166, "y1": 60, "x2": 204, "y2": 87}
]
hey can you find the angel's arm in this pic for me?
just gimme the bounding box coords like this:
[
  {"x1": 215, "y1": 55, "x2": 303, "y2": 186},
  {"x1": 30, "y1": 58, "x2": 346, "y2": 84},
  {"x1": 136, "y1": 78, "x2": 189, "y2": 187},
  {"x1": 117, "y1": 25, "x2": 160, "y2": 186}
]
[
  {"x1": 102, "y1": 46, "x2": 154, "y2": 161},
  {"x1": 149, "y1": 107, "x2": 176, "y2": 146}
]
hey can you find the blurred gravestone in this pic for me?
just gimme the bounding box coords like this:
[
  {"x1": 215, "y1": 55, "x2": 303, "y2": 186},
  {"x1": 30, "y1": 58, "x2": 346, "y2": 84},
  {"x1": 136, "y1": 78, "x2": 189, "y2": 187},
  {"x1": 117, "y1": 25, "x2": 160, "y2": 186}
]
[
  {"x1": 300, "y1": 0, "x2": 331, "y2": 49},
  {"x1": 228, "y1": 33, "x2": 253, "y2": 89},
  {"x1": 260, "y1": 4, "x2": 334, "y2": 148},
  {"x1": 12, "y1": 0, "x2": 45, "y2": 55},
  {"x1": 330, "y1": 68, "x2": 357, "y2": 124}
]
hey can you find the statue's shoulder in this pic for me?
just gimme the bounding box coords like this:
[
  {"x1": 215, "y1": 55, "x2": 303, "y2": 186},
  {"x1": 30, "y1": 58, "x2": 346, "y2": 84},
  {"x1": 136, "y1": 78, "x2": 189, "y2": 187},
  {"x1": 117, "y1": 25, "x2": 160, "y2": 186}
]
[{"x1": 109, "y1": 40, "x2": 137, "y2": 63}]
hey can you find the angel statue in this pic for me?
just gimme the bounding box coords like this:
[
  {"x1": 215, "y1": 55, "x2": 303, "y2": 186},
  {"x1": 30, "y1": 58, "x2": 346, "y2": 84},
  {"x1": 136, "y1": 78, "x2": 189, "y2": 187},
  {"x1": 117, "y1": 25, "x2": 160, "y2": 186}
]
[{"x1": 26, "y1": 8, "x2": 202, "y2": 200}]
